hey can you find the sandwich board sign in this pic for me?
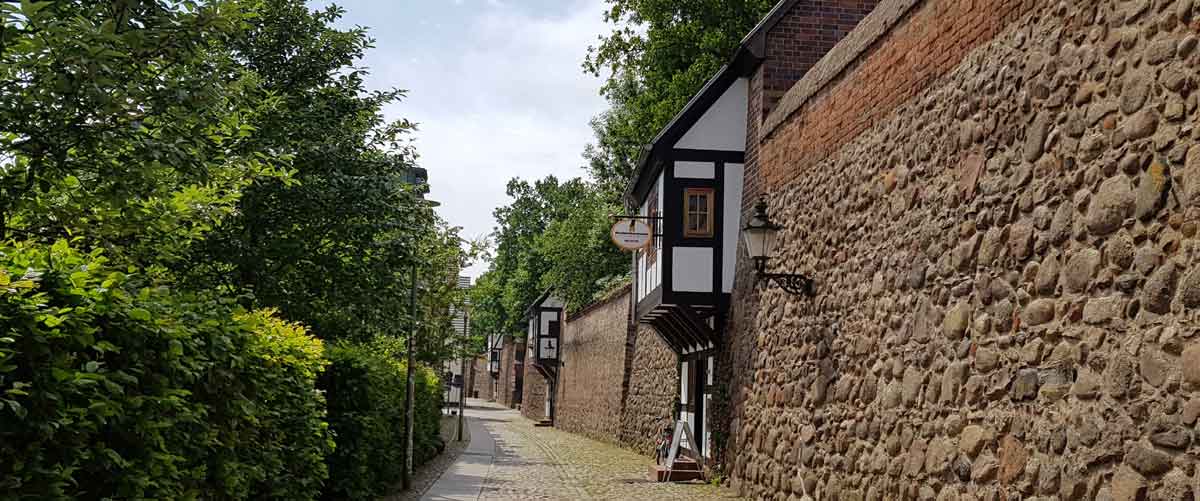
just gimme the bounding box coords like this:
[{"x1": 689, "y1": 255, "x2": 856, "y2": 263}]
[
  {"x1": 664, "y1": 420, "x2": 702, "y2": 481},
  {"x1": 610, "y1": 218, "x2": 652, "y2": 251}
]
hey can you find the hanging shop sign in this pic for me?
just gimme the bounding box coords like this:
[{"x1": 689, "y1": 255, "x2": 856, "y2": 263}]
[{"x1": 610, "y1": 218, "x2": 653, "y2": 251}]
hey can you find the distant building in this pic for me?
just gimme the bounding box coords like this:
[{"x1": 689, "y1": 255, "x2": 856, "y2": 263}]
[{"x1": 443, "y1": 275, "x2": 472, "y2": 408}]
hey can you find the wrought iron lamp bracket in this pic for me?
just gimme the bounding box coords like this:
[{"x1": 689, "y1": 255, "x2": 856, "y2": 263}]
[{"x1": 753, "y1": 257, "x2": 815, "y2": 297}]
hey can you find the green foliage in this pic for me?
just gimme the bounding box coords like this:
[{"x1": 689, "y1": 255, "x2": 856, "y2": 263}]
[
  {"x1": 475, "y1": 1, "x2": 770, "y2": 328},
  {"x1": 0, "y1": 1, "x2": 472, "y2": 498},
  {"x1": 472, "y1": 177, "x2": 629, "y2": 337},
  {"x1": 0, "y1": 241, "x2": 332, "y2": 500},
  {"x1": 536, "y1": 190, "x2": 630, "y2": 311},
  {"x1": 413, "y1": 224, "x2": 481, "y2": 365},
  {"x1": 187, "y1": 0, "x2": 445, "y2": 344},
  {"x1": 583, "y1": 0, "x2": 773, "y2": 189},
  {"x1": 0, "y1": 0, "x2": 282, "y2": 268},
  {"x1": 320, "y1": 339, "x2": 442, "y2": 500}
]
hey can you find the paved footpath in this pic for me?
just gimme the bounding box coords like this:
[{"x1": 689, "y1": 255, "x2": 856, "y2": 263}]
[{"x1": 422, "y1": 399, "x2": 741, "y2": 501}]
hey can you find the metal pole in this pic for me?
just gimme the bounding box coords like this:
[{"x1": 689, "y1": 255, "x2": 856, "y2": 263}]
[
  {"x1": 403, "y1": 262, "x2": 416, "y2": 490},
  {"x1": 457, "y1": 309, "x2": 468, "y2": 441}
]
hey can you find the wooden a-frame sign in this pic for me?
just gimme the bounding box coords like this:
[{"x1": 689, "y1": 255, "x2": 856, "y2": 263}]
[{"x1": 664, "y1": 420, "x2": 702, "y2": 481}]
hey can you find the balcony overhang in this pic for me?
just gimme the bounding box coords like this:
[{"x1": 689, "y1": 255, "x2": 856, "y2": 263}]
[{"x1": 640, "y1": 304, "x2": 719, "y2": 356}]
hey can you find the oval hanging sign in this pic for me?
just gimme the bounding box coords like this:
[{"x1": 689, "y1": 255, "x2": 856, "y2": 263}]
[{"x1": 610, "y1": 218, "x2": 652, "y2": 251}]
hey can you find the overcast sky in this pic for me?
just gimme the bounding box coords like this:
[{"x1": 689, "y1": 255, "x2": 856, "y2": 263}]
[{"x1": 316, "y1": 0, "x2": 612, "y2": 279}]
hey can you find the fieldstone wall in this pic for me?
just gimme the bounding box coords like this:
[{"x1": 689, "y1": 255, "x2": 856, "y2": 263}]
[
  {"x1": 729, "y1": 0, "x2": 1200, "y2": 499},
  {"x1": 555, "y1": 287, "x2": 633, "y2": 443},
  {"x1": 620, "y1": 324, "x2": 680, "y2": 455},
  {"x1": 521, "y1": 354, "x2": 550, "y2": 421}
]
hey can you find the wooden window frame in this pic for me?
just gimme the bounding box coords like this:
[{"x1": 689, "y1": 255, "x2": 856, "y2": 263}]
[{"x1": 683, "y1": 187, "x2": 715, "y2": 238}]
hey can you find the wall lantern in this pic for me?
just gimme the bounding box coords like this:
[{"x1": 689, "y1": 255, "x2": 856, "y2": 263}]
[{"x1": 742, "y1": 196, "x2": 815, "y2": 296}]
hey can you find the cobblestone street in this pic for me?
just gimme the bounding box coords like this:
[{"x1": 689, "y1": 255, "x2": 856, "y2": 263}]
[{"x1": 426, "y1": 400, "x2": 741, "y2": 501}]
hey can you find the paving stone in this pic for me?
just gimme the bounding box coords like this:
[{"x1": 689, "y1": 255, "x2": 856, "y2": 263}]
[{"x1": 465, "y1": 402, "x2": 741, "y2": 500}]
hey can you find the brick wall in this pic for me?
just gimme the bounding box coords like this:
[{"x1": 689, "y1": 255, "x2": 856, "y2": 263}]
[
  {"x1": 744, "y1": 0, "x2": 880, "y2": 214},
  {"x1": 729, "y1": 0, "x2": 1200, "y2": 498},
  {"x1": 498, "y1": 336, "x2": 523, "y2": 408},
  {"x1": 521, "y1": 354, "x2": 550, "y2": 421},
  {"x1": 466, "y1": 356, "x2": 486, "y2": 399},
  {"x1": 760, "y1": 0, "x2": 881, "y2": 119},
  {"x1": 512, "y1": 285, "x2": 682, "y2": 456},
  {"x1": 555, "y1": 286, "x2": 633, "y2": 443},
  {"x1": 760, "y1": 0, "x2": 1029, "y2": 188},
  {"x1": 484, "y1": 360, "x2": 497, "y2": 401}
]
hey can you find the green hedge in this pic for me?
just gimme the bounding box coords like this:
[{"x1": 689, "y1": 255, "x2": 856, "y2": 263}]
[
  {"x1": 320, "y1": 339, "x2": 442, "y2": 500},
  {"x1": 0, "y1": 241, "x2": 333, "y2": 500}
]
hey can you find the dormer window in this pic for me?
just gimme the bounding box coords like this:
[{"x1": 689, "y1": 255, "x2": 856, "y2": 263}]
[{"x1": 684, "y1": 188, "x2": 714, "y2": 238}]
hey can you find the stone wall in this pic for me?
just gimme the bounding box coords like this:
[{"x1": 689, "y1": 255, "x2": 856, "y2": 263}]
[
  {"x1": 466, "y1": 356, "x2": 486, "y2": 399},
  {"x1": 620, "y1": 324, "x2": 681, "y2": 455},
  {"x1": 483, "y1": 358, "x2": 497, "y2": 401},
  {"x1": 717, "y1": 0, "x2": 882, "y2": 475},
  {"x1": 555, "y1": 286, "x2": 633, "y2": 443},
  {"x1": 498, "y1": 336, "x2": 522, "y2": 408},
  {"x1": 728, "y1": 0, "x2": 1200, "y2": 499},
  {"x1": 521, "y1": 357, "x2": 550, "y2": 421}
]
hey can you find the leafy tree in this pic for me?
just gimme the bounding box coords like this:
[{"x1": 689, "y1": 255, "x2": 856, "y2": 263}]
[
  {"x1": 412, "y1": 222, "x2": 481, "y2": 366},
  {"x1": 0, "y1": 0, "x2": 276, "y2": 268},
  {"x1": 476, "y1": 177, "x2": 584, "y2": 337},
  {"x1": 467, "y1": 271, "x2": 505, "y2": 342},
  {"x1": 583, "y1": 0, "x2": 772, "y2": 189},
  {"x1": 537, "y1": 189, "x2": 630, "y2": 309},
  {"x1": 0, "y1": 1, "x2": 470, "y2": 498},
  {"x1": 472, "y1": 176, "x2": 630, "y2": 337},
  {"x1": 184, "y1": 0, "x2": 443, "y2": 343}
]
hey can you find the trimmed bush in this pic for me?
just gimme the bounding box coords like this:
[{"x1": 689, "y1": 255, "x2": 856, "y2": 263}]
[
  {"x1": 0, "y1": 241, "x2": 333, "y2": 500},
  {"x1": 321, "y1": 339, "x2": 442, "y2": 500}
]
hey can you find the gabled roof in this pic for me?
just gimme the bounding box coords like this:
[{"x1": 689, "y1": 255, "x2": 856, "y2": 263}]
[
  {"x1": 624, "y1": 0, "x2": 801, "y2": 207},
  {"x1": 524, "y1": 290, "x2": 564, "y2": 319}
]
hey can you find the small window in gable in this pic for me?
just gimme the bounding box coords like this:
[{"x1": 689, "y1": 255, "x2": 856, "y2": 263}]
[{"x1": 683, "y1": 188, "x2": 714, "y2": 238}]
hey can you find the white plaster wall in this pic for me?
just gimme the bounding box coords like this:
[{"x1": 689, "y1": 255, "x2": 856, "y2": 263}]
[
  {"x1": 540, "y1": 310, "x2": 558, "y2": 337},
  {"x1": 723, "y1": 163, "x2": 744, "y2": 293},
  {"x1": 674, "y1": 161, "x2": 715, "y2": 179},
  {"x1": 539, "y1": 337, "x2": 557, "y2": 360},
  {"x1": 672, "y1": 247, "x2": 713, "y2": 293},
  {"x1": 674, "y1": 78, "x2": 749, "y2": 151}
]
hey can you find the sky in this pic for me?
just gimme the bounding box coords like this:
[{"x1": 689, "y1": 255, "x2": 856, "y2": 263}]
[{"x1": 315, "y1": 0, "x2": 613, "y2": 279}]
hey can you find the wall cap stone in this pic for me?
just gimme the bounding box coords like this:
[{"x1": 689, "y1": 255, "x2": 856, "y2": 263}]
[
  {"x1": 761, "y1": 0, "x2": 921, "y2": 139},
  {"x1": 566, "y1": 282, "x2": 632, "y2": 321}
]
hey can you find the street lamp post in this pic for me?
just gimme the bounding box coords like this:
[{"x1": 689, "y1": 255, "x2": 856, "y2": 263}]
[
  {"x1": 403, "y1": 261, "x2": 417, "y2": 490},
  {"x1": 403, "y1": 193, "x2": 437, "y2": 491}
]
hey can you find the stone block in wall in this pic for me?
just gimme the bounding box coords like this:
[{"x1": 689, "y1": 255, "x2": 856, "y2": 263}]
[
  {"x1": 619, "y1": 324, "x2": 678, "y2": 455},
  {"x1": 554, "y1": 287, "x2": 631, "y2": 443},
  {"x1": 725, "y1": 0, "x2": 1200, "y2": 498}
]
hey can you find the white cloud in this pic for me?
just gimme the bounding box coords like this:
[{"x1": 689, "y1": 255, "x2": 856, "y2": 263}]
[{"x1": 371, "y1": 0, "x2": 610, "y2": 277}]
